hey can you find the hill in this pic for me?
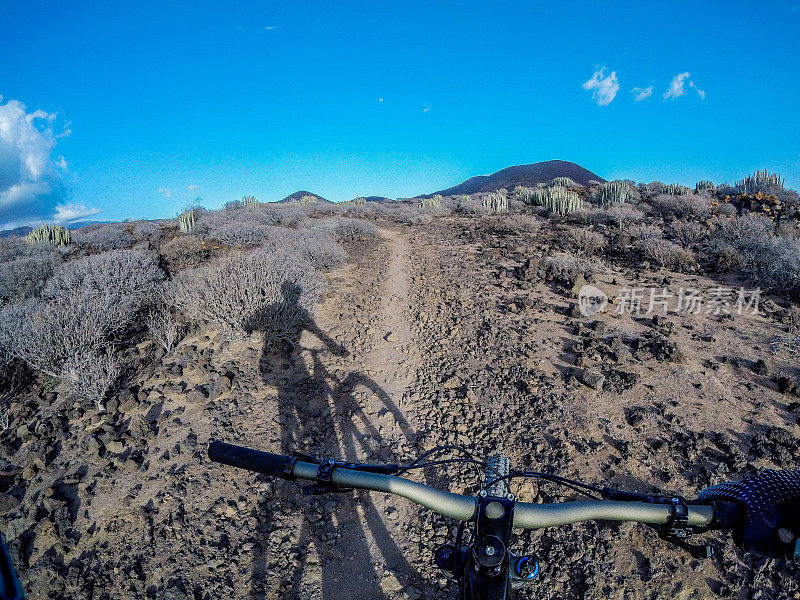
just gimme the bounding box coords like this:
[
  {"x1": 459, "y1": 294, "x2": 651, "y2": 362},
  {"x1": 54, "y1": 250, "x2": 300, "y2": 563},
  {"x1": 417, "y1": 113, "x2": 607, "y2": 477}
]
[
  {"x1": 277, "y1": 191, "x2": 331, "y2": 204},
  {"x1": 427, "y1": 160, "x2": 605, "y2": 196}
]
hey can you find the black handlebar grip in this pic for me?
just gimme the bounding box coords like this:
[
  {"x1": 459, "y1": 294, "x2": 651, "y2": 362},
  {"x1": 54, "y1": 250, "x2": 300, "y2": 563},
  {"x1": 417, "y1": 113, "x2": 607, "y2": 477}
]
[{"x1": 208, "y1": 441, "x2": 293, "y2": 479}]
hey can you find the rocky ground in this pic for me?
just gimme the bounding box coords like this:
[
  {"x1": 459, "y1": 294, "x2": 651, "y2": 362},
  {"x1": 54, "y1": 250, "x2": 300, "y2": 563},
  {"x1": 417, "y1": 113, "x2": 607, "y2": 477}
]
[{"x1": 2, "y1": 214, "x2": 800, "y2": 599}]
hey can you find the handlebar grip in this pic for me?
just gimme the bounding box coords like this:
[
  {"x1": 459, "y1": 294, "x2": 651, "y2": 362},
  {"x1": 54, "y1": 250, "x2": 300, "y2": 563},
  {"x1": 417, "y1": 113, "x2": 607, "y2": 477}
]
[{"x1": 208, "y1": 441, "x2": 293, "y2": 479}]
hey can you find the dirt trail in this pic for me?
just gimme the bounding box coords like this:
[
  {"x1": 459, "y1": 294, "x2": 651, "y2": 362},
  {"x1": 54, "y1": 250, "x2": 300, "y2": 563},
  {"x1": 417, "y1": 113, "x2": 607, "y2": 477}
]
[{"x1": 360, "y1": 229, "x2": 417, "y2": 401}]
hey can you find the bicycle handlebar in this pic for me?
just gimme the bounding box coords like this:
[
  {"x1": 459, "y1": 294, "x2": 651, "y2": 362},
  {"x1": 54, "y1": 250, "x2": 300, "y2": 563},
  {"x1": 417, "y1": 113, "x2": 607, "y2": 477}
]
[{"x1": 208, "y1": 441, "x2": 723, "y2": 529}]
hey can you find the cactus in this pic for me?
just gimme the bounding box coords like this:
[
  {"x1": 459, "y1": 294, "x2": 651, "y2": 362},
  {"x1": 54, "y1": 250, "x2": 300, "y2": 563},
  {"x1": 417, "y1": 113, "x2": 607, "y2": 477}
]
[
  {"x1": 25, "y1": 223, "x2": 71, "y2": 246},
  {"x1": 420, "y1": 194, "x2": 443, "y2": 209},
  {"x1": 242, "y1": 195, "x2": 259, "y2": 210},
  {"x1": 736, "y1": 170, "x2": 784, "y2": 194},
  {"x1": 552, "y1": 176, "x2": 579, "y2": 187},
  {"x1": 288, "y1": 194, "x2": 319, "y2": 205},
  {"x1": 543, "y1": 186, "x2": 582, "y2": 216},
  {"x1": 351, "y1": 197, "x2": 367, "y2": 205},
  {"x1": 593, "y1": 180, "x2": 636, "y2": 205},
  {"x1": 482, "y1": 191, "x2": 508, "y2": 213},
  {"x1": 647, "y1": 182, "x2": 691, "y2": 196},
  {"x1": 695, "y1": 180, "x2": 716, "y2": 193},
  {"x1": 458, "y1": 194, "x2": 470, "y2": 203},
  {"x1": 177, "y1": 210, "x2": 196, "y2": 233}
]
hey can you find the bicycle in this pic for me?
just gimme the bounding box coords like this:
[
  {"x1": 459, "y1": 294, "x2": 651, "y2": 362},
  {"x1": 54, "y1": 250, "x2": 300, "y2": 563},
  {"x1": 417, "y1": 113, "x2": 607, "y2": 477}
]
[{"x1": 208, "y1": 441, "x2": 800, "y2": 600}]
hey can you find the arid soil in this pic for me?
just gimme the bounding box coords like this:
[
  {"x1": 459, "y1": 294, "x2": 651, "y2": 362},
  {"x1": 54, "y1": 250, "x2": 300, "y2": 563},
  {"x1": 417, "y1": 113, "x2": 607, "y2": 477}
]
[{"x1": 3, "y1": 215, "x2": 800, "y2": 599}]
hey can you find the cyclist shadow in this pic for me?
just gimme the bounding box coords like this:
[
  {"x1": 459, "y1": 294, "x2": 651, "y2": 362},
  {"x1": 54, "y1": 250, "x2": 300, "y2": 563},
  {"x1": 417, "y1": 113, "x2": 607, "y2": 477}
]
[{"x1": 251, "y1": 283, "x2": 418, "y2": 599}]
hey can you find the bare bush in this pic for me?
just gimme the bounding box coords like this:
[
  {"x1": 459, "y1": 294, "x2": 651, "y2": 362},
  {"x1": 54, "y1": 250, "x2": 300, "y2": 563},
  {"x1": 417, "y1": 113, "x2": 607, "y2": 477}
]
[
  {"x1": 670, "y1": 221, "x2": 707, "y2": 247},
  {"x1": 0, "y1": 254, "x2": 58, "y2": 306},
  {"x1": 130, "y1": 219, "x2": 167, "y2": 243},
  {"x1": 60, "y1": 347, "x2": 120, "y2": 411},
  {"x1": 710, "y1": 217, "x2": 800, "y2": 294},
  {"x1": 212, "y1": 221, "x2": 282, "y2": 246},
  {"x1": 629, "y1": 224, "x2": 664, "y2": 243},
  {"x1": 173, "y1": 248, "x2": 324, "y2": 344},
  {"x1": 307, "y1": 217, "x2": 378, "y2": 242},
  {"x1": 497, "y1": 214, "x2": 540, "y2": 235},
  {"x1": 605, "y1": 204, "x2": 644, "y2": 228},
  {"x1": 44, "y1": 249, "x2": 163, "y2": 307},
  {"x1": 72, "y1": 223, "x2": 134, "y2": 251},
  {"x1": 0, "y1": 250, "x2": 164, "y2": 408},
  {"x1": 146, "y1": 306, "x2": 181, "y2": 353},
  {"x1": 567, "y1": 227, "x2": 606, "y2": 254},
  {"x1": 640, "y1": 238, "x2": 690, "y2": 268},
  {"x1": 651, "y1": 194, "x2": 712, "y2": 219},
  {"x1": 264, "y1": 229, "x2": 344, "y2": 271},
  {"x1": 716, "y1": 203, "x2": 737, "y2": 217},
  {"x1": 544, "y1": 251, "x2": 604, "y2": 279}
]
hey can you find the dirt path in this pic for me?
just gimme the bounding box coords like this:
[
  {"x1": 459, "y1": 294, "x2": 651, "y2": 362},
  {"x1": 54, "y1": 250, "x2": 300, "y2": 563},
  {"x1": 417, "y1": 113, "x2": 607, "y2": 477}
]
[{"x1": 360, "y1": 229, "x2": 417, "y2": 402}]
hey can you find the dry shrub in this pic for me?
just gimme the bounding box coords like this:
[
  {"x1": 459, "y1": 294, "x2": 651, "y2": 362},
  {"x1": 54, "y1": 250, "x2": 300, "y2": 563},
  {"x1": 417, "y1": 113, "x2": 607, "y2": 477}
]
[
  {"x1": 146, "y1": 306, "x2": 181, "y2": 353},
  {"x1": 629, "y1": 224, "x2": 664, "y2": 243},
  {"x1": 640, "y1": 238, "x2": 693, "y2": 269},
  {"x1": 544, "y1": 251, "x2": 604, "y2": 279},
  {"x1": 160, "y1": 235, "x2": 210, "y2": 272},
  {"x1": 497, "y1": 214, "x2": 540, "y2": 235},
  {"x1": 72, "y1": 223, "x2": 135, "y2": 251},
  {"x1": 670, "y1": 221, "x2": 707, "y2": 247},
  {"x1": 651, "y1": 194, "x2": 712, "y2": 219},
  {"x1": 211, "y1": 221, "x2": 283, "y2": 246},
  {"x1": 605, "y1": 204, "x2": 644, "y2": 228},
  {"x1": 0, "y1": 250, "x2": 164, "y2": 408},
  {"x1": 0, "y1": 254, "x2": 58, "y2": 306},
  {"x1": 172, "y1": 248, "x2": 324, "y2": 345},
  {"x1": 306, "y1": 217, "x2": 378, "y2": 242},
  {"x1": 709, "y1": 214, "x2": 800, "y2": 295},
  {"x1": 567, "y1": 227, "x2": 606, "y2": 254}
]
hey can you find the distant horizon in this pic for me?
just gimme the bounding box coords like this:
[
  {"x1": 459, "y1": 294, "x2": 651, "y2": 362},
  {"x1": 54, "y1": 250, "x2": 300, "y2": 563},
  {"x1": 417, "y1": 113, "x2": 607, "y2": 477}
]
[
  {"x1": 3, "y1": 157, "x2": 800, "y2": 231},
  {"x1": 2, "y1": 1, "x2": 799, "y2": 228}
]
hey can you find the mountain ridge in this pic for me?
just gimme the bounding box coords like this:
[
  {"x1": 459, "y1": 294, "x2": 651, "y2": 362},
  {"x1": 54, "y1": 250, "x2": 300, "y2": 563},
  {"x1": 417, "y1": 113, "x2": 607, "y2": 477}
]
[{"x1": 425, "y1": 160, "x2": 605, "y2": 197}]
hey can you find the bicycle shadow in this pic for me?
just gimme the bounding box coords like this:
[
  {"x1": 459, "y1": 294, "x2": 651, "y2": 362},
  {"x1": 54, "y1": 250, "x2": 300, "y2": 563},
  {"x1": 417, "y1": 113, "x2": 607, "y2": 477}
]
[{"x1": 251, "y1": 282, "x2": 418, "y2": 599}]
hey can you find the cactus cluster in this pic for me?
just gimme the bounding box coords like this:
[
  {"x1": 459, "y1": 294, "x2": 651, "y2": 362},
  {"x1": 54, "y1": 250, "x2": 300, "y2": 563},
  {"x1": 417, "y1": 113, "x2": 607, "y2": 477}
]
[
  {"x1": 420, "y1": 194, "x2": 443, "y2": 209},
  {"x1": 543, "y1": 186, "x2": 582, "y2": 216},
  {"x1": 242, "y1": 195, "x2": 259, "y2": 210},
  {"x1": 482, "y1": 191, "x2": 509, "y2": 213},
  {"x1": 178, "y1": 210, "x2": 196, "y2": 233},
  {"x1": 288, "y1": 194, "x2": 319, "y2": 205},
  {"x1": 695, "y1": 180, "x2": 716, "y2": 193},
  {"x1": 648, "y1": 182, "x2": 691, "y2": 196},
  {"x1": 514, "y1": 186, "x2": 535, "y2": 205},
  {"x1": 25, "y1": 223, "x2": 71, "y2": 246},
  {"x1": 736, "y1": 170, "x2": 784, "y2": 194},
  {"x1": 458, "y1": 194, "x2": 470, "y2": 203},
  {"x1": 593, "y1": 180, "x2": 636, "y2": 205},
  {"x1": 351, "y1": 197, "x2": 367, "y2": 205},
  {"x1": 551, "y1": 176, "x2": 579, "y2": 187}
]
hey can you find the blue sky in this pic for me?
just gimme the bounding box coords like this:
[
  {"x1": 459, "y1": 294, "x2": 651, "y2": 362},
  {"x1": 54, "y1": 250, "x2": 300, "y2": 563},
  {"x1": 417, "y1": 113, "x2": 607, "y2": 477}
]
[{"x1": 1, "y1": 0, "x2": 799, "y2": 227}]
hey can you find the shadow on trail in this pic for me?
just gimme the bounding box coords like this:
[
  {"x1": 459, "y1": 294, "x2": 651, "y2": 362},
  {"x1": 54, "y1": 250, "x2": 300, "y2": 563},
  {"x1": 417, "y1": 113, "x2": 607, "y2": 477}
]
[{"x1": 251, "y1": 282, "x2": 418, "y2": 600}]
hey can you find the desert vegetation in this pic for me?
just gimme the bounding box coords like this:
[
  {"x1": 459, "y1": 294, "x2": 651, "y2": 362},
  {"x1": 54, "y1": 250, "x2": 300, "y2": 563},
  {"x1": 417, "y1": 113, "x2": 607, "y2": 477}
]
[{"x1": 1, "y1": 168, "x2": 799, "y2": 599}]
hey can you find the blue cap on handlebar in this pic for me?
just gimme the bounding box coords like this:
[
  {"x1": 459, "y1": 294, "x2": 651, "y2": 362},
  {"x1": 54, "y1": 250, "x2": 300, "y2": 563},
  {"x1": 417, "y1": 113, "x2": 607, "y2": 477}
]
[{"x1": 515, "y1": 556, "x2": 539, "y2": 580}]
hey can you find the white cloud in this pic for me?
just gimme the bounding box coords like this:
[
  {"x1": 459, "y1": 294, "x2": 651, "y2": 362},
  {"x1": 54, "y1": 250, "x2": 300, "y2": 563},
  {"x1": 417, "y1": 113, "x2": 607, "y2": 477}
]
[
  {"x1": 263, "y1": 25, "x2": 280, "y2": 31},
  {"x1": 158, "y1": 187, "x2": 172, "y2": 198},
  {"x1": 378, "y1": 98, "x2": 384, "y2": 103},
  {"x1": 0, "y1": 95, "x2": 91, "y2": 230},
  {"x1": 690, "y1": 81, "x2": 706, "y2": 99},
  {"x1": 582, "y1": 67, "x2": 619, "y2": 106},
  {"x1": 188, "y1": 184, "x2": 200, "y2": 192},
  {"x1": 53, "y1": 203, "x2": 100, "y2": 223},
  {"x1": 632, "y1": 86, "x2": 653, "y2": 102},
  {"x1": 664, "y1": 72, "x2": 691, "y2": 100},
  {"x1": 423, "y1": 105, "x2": 431, "y2": 112}
]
